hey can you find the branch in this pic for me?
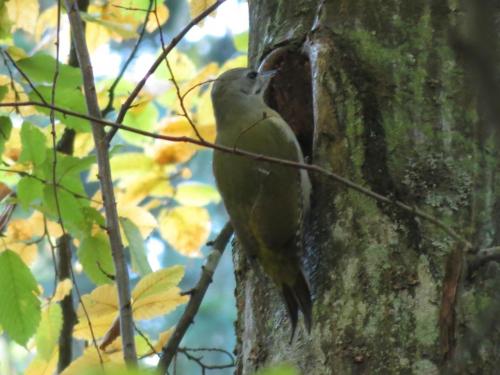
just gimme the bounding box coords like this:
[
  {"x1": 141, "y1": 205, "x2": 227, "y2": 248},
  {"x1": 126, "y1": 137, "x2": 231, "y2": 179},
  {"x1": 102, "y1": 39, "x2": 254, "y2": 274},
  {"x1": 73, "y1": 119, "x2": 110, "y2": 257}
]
[
  {"x1": 56, "y1": 235, "x2": 77, "y2": 371},
  {"x1": 468, "y1": 247, "x2": 500, "y2": 274},
  {"x1": 178, "y1": 347, "x2": 235, "y2": 372},
  {"x1": 157, "y1": 222, "x2": 234, "y2": 373},
  {"x1": 101, "y1": 0, "x2": 153, "y2": 117},
  {"x1": 107, "y1": 0, "x2": 226, "y2": 143},
  {"x1": 153, "y1": 6, "x2": 204, "y2": 141},
  {"x1": 0, "y1": 99, "x2": 475, "y2": 251},
  {"x1": 64, "y1": 0, "x2": 136, "y2": 363}
]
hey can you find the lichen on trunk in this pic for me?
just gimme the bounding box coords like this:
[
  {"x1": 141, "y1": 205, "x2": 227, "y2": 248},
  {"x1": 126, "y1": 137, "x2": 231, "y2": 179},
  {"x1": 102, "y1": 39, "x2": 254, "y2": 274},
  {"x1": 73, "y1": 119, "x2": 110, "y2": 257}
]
[{"x1": 235, "y1": 1, "x2": 500, "y2": 374}]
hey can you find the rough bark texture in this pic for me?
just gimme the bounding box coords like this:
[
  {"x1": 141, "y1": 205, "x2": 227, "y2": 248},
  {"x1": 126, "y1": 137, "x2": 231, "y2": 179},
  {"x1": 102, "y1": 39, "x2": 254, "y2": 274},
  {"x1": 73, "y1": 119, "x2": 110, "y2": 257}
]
[{"x1": 234, "y1": 0, "x2": 500, "y2": 374}]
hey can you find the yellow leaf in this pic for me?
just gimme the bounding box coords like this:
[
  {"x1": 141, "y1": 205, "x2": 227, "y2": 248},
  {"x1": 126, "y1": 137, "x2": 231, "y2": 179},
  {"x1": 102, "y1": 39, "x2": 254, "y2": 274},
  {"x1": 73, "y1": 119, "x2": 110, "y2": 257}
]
[
  {"x1": 25, "y1": 349, "x2": 58, "y2": 375},
  {"x1": 5, "y1": 46, "x2": 26, "y2": 60},
  {"x1": 188, "y1": 0, "x2": 217, "y2": 18},
  {"x1": 6, "y1": 0, "x2": 39, "y2": 33},
  {"x1": 158, "y1": 206, "x2": 211, "y2": 257},
  {"x1": 181, "y1": 62, "x2": 218, "y2": 109},
  {"x1": 52, "y1": 279, "x2": 73, "y2": 302},
  {"x1": 0, "y1": 219, "x2": 37, "y2": 265},
  {"x1": 146, "y1": 3, "x2": 169, "y2": 33},
  {"x1": 121, "y1": 171, "x2": 174, "y2": 205},
  {"x1": 60, "y1": 347, "x2": 117, "y2": 375},
  {"x1": 34, "y1": 5, "x2": 58, "y2": 42},
  {"x1": 133, "y1": 287, "x2": 188, "y2": 320},
  {"x1": 132, "y1": 265, "x2": 184, "y2": 302},
  {"x1": 151, "y1": 141, "x2": 197, "y2": 165},
  {"x1": 74, "y1": 284, "x2": 118, "y2": 339},
  {"x1": 118, "y1": 203, "x2": 157, "y2": 239},
  {"x1": 131, "y1": 266, "x2": 187, "y2": 320},
  {"x1": 84, "y1": 3, "x2": 139, "y2": 51},
  {"x1": 73, "y1": 313, "x2": 118, "y2": 340},
  {"x1": 156, "y1": 50, "x2": 196, "y2": 83},
  {"x1": 0, "y1": 75, "x2": 36, "y2": 117},
  {"x1": 196, "y1": 88, "x2": 215, "y2": 124},
  {"x1": 152, "y1": 328, "x2": 174, "y2": 354},
  {"x1": 30, "y1": 211, "x2": 63, "y2": 238},
  {"x1": 73, "y1": 133, "x2": 95, "y2": 158},
  {"x1": 77, "y1": 284, "x2": 118, "y2": 319},
  {"x1": 149, "y1": 116, "x2": 199, "y2": 165}
]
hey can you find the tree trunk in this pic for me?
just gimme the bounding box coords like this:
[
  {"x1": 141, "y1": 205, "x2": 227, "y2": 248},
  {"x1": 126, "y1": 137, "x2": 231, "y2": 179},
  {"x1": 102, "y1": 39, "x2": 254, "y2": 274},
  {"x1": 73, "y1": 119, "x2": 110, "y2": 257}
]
[{"x1": 234, "y1": 0, "x2": 500, "y2": 374}]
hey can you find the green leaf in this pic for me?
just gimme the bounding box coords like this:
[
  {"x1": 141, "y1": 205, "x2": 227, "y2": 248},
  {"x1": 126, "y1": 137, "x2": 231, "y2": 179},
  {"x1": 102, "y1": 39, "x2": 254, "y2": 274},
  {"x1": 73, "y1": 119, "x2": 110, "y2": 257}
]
[
  {"x1": 0, "y1": 4, "x2": 12, "y2": 39},
  {"x1": 88, "y1": 152, "x2": 156, "y2": 182},
  {"x1": 19, "y1": 122, "x2": 47, "y2": 166},
  {"x1": 41, "y1": 152, "x2": 94, "y2": 197},
  {"x1": 80, "y1": 11, "x2": 137, "y2": 39},
  {"x1": 0, "y1": 85, "x2": 7, "y2": 101},
  {"x1": 29, "y1": 87, "x2": 89, "y2": 132},
  {"x1": 0, "y1": 116, "x2": 12, "y2": 155},
  {"x1": 174, "y1": 182, "x2": 221, "y2": 206},
  {"x1": 35, "y1": 304, "x2": 62, "y2": 360},
  {"x1": 17, "y1": 176, "x2": 44, "y2": 210},
  {"x1": 121, "y1": 102, "x2": 158, "y2": 147},
  {"x1": 82, "y1": 206, "x2": 106, "y2": 230},
  {"x1": 121, "y1": 217, "x2": 152, "y2": 276},
  {"x1": 78, "y1": 233, "x2": 116, "y2": 285},
  {"x1": 0, "y1": 250, "x2": 41, "y2": 346},
  {"x1": 43, "y1": 185, "x2": 87, "y2": 239},
  {"x1": 17, "y1": 53, "x2": 82, "y2": 89},
  {"x1": 233, "y1": 32, "x2": 249, "y2": 52}
]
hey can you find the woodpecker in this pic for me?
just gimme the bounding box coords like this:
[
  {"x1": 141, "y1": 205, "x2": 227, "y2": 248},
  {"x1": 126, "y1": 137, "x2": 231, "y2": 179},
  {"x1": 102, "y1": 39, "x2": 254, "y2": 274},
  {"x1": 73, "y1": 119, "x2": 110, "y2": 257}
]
[{"x1": 211, "y1": 68, "x2": 312, "y2": 337}]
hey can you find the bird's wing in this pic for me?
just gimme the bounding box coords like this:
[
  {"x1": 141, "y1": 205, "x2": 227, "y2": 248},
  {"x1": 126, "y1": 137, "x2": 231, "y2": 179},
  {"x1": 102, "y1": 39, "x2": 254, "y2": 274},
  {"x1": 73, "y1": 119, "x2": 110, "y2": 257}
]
[{"x1": 213, "y1": 114, "x2": 307, "y2": 256}]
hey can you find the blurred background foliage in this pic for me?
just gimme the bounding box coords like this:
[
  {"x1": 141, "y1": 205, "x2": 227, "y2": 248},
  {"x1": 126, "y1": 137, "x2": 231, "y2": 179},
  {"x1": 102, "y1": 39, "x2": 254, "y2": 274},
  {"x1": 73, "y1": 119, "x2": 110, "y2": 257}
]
[{"x1": 0, "y1": 0, "x2": 250, "y2": 373}]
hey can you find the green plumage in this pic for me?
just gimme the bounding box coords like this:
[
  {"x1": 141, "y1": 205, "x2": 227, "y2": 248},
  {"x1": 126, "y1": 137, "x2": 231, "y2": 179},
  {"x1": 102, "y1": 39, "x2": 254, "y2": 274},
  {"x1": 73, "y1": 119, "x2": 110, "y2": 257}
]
[{"x1": 211, "y1": 68, "x2": 312, "y2": 337}]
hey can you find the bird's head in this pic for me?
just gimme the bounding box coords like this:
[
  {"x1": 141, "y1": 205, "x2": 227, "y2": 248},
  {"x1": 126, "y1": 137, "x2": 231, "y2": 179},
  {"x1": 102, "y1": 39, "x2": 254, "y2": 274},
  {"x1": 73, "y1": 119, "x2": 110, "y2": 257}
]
[{"x1": 211, "y1": 68, "x2": 276, "y2": 103}]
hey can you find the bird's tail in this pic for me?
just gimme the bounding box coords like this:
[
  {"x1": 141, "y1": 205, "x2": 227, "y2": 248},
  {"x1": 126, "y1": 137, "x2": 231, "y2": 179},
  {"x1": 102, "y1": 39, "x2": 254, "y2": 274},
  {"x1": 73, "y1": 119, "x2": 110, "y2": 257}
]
[{"x1": 281, "y1": 269, "x2": 312, "y2": 341}]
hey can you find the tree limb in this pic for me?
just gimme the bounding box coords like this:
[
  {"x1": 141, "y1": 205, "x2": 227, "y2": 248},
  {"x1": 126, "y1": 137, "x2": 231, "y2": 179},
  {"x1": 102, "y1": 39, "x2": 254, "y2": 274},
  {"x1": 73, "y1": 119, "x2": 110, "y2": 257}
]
[
  {"x1": 64, "y1": 0, "x2": 137, "y2": 362},
  {"x1": 157, "y1": 222, "x2": 234, "y2": 373},
  {"x1": 107, "y1": 0, "x2": 227, "y2": 143},
  {"x1": 0, "y1": 99, "x2": 476, "y2": 251}
]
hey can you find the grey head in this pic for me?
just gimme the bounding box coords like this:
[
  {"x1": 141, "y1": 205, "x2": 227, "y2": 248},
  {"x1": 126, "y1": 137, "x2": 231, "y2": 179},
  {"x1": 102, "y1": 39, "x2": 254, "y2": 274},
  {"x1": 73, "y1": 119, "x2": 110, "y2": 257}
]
[{"x1": 211, "y1": 67, "x2": 275, "y2": 106}]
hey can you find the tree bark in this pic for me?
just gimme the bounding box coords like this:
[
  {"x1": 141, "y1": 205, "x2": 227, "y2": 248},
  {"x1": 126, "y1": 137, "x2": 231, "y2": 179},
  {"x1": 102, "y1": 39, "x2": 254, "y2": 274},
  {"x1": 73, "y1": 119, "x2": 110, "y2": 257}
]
[{"x1": 235, "y1": 0, "x2": 500, "y2": 374}]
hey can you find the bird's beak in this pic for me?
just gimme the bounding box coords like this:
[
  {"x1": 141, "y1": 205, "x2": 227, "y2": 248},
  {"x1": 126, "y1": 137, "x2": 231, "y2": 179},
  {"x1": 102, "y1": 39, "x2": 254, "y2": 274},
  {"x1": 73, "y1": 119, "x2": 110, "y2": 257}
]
[
  {"x1": 259, "y1": 69, "x2": 277, "y2": 79},
  {"x1": 256, "y1": 69, "x2": 277, "y2": 94}
]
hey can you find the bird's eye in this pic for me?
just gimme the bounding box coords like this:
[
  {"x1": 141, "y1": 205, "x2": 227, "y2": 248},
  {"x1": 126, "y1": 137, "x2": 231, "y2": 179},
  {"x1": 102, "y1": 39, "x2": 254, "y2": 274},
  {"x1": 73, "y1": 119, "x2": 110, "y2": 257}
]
[{"x1": 246, "y1": 71, "x2": 258, "y2": 79}]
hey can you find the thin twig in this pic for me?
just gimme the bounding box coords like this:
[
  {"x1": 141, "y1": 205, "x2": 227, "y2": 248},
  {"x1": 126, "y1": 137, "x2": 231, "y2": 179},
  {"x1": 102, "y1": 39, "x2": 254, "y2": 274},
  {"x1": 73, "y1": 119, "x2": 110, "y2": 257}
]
[
  {"x1": 107, "y1": 0, "x2": 226, "y2": 143},
  {"x1": 0, "y1": 52, "x2": 21, "y2": 114},
  {"x1": 178, "y1": 347, "x2": 235, "y2": 373},
  {"x1": 0, "y1": 168, "x2": 100, "y2": 204},
  {"x1": 101, "y1": 0, "x2": 154, "y2": 117},
  {"x1": 157, "y1": 222, "x2": 234, "y2": 373},
  {"x1": 0, "y1": 99, "x2": 476, "y2": 250},
  {"x1": 64, "y1": 0, "x2": 137, "y2": 363},
  {"x1": 153, "y1": 5, "x2": 203, "y2": 141},
  {"x1": 1, "y1": 50, "x2": 47, "y2": 104}
]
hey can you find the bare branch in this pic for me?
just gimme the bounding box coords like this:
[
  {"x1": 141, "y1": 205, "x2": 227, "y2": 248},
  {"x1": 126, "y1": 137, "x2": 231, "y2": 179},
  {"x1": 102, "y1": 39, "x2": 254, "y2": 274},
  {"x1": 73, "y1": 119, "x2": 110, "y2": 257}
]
[
  {"x1": 101, "y1": 0, "x2": 154, "y2": 117},
  {"x1": 1, "y1": 50, "x2": 47, "y2": 104},
  {"x1": 153, "y1": 5, "x2": 204, "y2": 141},
  {"x1": 0, "y1": 168, "x2": 100, "y2": 204},
  {"x1": 0, "y1": 99, "x2": 475, "y2": 250},
  {"x1": 107, "y1": 0, "x2": 227, "y2": 143},
  {"x1": 157, "y1": 222, "x2": 234, "y2": 373},
  {"x1": 64, "y1": 0, "x2": 137, "y2": 362}
]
